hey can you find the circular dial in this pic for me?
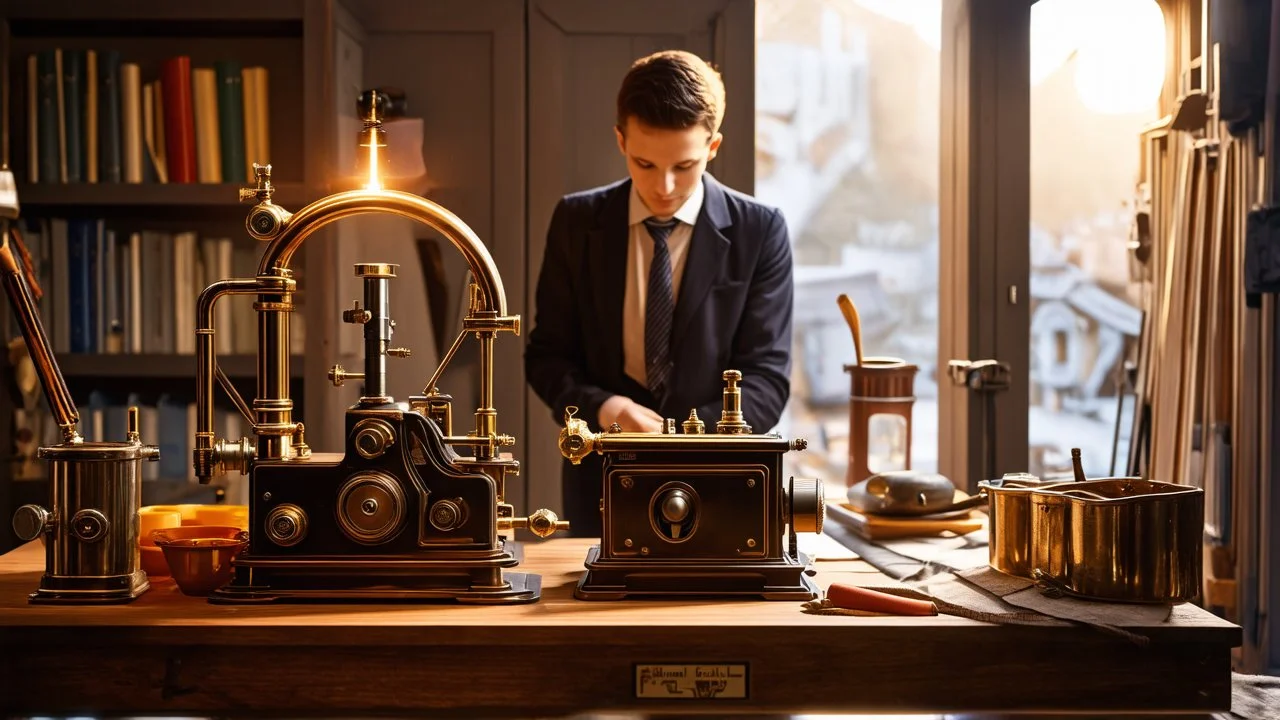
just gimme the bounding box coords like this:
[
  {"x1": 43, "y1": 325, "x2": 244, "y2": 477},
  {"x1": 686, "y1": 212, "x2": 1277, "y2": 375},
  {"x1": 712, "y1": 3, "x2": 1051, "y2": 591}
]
[
  {"x1": 265, "y1": 504, "x2": 309, "y2": 547},
  {"x1": 336, "y1": 471, "x2": 406, "y2": 545}
]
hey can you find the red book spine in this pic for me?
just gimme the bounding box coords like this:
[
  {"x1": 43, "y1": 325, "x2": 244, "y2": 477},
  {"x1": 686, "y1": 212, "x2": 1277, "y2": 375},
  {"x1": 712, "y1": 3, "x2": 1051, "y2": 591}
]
[{"x1": 161, "y1": 56, "x2": 196, "y2": 183}]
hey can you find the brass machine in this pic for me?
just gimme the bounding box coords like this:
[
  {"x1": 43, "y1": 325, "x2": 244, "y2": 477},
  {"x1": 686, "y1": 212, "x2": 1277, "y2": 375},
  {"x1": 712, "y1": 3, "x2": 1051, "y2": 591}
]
[
  {"x1": 194, "y1": 90, "x2": 567, "y2": 603},
  {"x1": 558, "y1": 370, "x2": 825, "y2": 600}
]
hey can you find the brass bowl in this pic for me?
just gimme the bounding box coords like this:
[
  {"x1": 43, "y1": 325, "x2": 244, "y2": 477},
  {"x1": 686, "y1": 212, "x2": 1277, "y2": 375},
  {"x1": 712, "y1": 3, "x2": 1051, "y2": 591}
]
[{"x1": 153, "y1": 528, "x2": 249, "y2": 596}]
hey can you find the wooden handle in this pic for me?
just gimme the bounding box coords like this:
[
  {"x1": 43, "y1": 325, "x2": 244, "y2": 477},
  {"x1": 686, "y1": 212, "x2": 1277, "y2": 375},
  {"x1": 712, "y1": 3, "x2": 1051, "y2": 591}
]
[
  {"x1": 826, "y1": 583, "x2": 938, "y2": 616},
  {"x1": 837, "y1": 293, "x2": 863, "y2": 366}
]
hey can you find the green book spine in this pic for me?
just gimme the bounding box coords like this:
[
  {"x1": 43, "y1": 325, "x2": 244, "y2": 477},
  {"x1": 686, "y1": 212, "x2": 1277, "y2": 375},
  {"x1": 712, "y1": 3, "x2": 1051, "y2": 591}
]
[
  {"x1": 63, "y1": 50, "x2": 83, "y2": 183},
  {"x1": 35, "y1": 50, "x2": 59, "y2": 184},
  {"x1": 214, "y1": 60, "x2": 245, "y2": 184}
]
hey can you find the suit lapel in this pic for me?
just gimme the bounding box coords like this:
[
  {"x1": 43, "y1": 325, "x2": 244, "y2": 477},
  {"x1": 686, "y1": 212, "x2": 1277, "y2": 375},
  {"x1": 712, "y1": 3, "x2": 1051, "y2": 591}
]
[
  {"x1": 588, "y1": 181, "x2": 631, "y2": 374},
  {"x1": 672, "y1": 175, "x2": 732, "y2": 355}
]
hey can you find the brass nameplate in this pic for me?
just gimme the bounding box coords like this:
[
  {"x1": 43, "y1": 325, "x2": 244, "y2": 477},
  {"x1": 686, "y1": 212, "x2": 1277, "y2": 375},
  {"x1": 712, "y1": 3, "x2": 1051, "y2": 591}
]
[{"x1": 634, "y1": 663, "x2": 748, "y2": 699}]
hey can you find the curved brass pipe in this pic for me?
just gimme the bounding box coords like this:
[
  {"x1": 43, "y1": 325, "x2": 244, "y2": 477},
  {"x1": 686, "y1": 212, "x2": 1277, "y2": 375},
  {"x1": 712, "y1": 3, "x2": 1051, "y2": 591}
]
[
  {"x1": 195, "y1": 186, "x2": 517, "y2": 482},
  {"x1": 194, "y1": 277, "x2": 287, "y2": 483},
  {"x1": 256, "y1": 188, "x2": 507, "y2": 315}
]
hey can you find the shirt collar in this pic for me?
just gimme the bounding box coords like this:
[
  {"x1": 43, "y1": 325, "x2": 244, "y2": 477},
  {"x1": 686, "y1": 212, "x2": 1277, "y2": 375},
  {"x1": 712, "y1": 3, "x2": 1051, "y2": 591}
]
[{"x1": 628, "y1": 177, "x2": 705, "y2": 227}]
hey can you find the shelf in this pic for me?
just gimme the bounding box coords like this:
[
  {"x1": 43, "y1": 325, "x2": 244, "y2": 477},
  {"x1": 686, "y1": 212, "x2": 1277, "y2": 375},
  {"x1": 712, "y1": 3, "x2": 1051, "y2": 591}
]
[
  {"x1": 16, "y1": 182, "x2": 313, "y2": 211},
  {"x1": 55, "y1": 353, "x2": 305, "y2": 379},
  {"x1": 2, "y1": 0, "x2": 306, "y2": 30}
]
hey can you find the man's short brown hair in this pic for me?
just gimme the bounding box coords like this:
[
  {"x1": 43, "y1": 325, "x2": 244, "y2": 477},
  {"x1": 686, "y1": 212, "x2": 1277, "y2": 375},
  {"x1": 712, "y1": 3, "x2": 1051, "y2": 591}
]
[{"x1": 616, "y1": 50, "x2": 726, "y2": 135}]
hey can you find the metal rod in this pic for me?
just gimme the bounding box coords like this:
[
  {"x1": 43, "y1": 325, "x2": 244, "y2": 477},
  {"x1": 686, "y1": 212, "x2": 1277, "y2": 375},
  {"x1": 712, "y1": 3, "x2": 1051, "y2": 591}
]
[
  {"x1": 0, "y1": 227, "x2": 80, "y2": 443},
  {"x1": 257, "y1": 296, "x2": 292, "y2": 462},
  {"x1": 215, "y1": 363, "x2": 255, "y2": 427},
  {"x1": 363, "y1": 274, "x2": 390, "y2": 400},
  {"x1": 421, "y1": 329, "x2": 468, "y2": 396}
]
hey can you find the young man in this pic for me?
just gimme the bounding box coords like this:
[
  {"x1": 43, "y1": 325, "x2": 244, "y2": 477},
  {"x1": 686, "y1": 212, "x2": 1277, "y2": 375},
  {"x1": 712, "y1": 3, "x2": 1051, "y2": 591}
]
[{"x1": 525, "y1": 50, "x2": 794, "y2": 537}]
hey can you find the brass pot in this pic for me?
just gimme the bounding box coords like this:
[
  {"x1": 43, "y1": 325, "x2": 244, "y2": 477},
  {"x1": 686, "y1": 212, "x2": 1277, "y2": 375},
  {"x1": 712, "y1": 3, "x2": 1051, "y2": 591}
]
[
  {"x1": 984, "y1": 475, "x2": 1204, "y2": 603},
  {"x1": 979, "y1": 474, "x2": 1071, "y2": 578},
  {"x1": 1035, "y1": 478, "x2": 1204, "y2": 603}
]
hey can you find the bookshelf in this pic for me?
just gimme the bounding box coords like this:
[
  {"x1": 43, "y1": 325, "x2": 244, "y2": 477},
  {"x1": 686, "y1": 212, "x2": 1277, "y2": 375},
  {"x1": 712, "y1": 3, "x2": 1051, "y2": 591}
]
[
  {"x1": 0, "y1": 0, "x2": 335, "y2": 550},
  {"x1": 16, "y1": 181, "x2": 311, "y2": 209}
]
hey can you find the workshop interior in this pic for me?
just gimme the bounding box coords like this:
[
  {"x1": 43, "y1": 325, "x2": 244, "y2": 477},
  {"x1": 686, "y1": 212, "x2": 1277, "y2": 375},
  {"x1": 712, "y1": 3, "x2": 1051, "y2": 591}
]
[{"x1": 0, "y1": 0, "x2": 1279, "y2": 718}]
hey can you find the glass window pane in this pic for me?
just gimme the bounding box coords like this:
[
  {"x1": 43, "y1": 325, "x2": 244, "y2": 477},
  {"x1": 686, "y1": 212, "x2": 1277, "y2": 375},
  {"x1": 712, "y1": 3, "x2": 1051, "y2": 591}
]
[
  {"x1": 1028, "y1": 0, "x2": 1164, "y2": 479},
  {"x1": 756, "y1": 0, "x2": 941, "y2": 495}
]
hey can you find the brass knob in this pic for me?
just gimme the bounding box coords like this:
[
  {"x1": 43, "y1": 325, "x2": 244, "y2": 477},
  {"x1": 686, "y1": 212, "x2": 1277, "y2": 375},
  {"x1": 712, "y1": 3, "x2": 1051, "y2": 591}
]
[
  {"x1": 387, "y1": 347, "x2": 412, "y2": 358},
  {"x1": 352, "y1": 418, "x2": 396, "y2": 459},
  {"x1": 682, "y1": 409, "x2": 705, "y2": 434},
  {"x1": 660, "y1": 489, "x2": 691, "y2": 524},
  {"x1": 12, "y1": 504, "x2": 50, "y2": 543},
  {"x1": 429, "y1": 499, "x2": 466, "y2": 532},
  {"x1": 265, "y1": 504, "x2": 308, "y2": 547},
  {"x1": 527, "y1": 509, "x2": 570, "y2": 538},
  {"x1": 788, "y1": 477, "x2": 825, "y2": 534}
]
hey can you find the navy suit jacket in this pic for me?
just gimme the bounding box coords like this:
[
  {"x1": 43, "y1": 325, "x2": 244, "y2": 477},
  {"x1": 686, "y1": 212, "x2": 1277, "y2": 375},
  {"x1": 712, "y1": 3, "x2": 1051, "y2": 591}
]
[{"x1": 524, "y1": 174, "x2": 794, "y2": 531}]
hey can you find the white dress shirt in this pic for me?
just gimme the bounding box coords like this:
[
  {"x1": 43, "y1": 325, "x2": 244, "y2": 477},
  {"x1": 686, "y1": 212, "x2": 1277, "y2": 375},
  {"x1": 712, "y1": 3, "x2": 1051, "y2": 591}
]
[{"x1": 623, "y1": 179, "x2": 705, "y2": 389}]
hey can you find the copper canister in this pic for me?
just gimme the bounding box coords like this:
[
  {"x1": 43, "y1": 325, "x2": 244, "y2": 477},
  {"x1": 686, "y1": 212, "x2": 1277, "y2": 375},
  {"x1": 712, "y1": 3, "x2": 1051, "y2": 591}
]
[
  {"x1": 844, "y1": 357, "x2": 919, "y2": 487},
  {"x1": 980, "y1": 474, "x2": 1071, "y2": 578},
  {"x1": 1046, "y1": 478, "x2": 1204, "y2": 603}
]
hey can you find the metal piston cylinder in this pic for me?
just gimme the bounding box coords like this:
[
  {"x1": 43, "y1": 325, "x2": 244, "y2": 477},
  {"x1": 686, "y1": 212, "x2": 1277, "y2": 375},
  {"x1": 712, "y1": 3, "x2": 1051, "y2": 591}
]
[{"x1": 14, "y1": 440, "x2": 160, "y2": 604}]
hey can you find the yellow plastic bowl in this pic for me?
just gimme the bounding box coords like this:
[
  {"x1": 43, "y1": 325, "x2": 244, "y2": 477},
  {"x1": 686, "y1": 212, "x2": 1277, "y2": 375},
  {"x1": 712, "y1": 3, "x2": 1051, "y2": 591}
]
[
  {"x1": 193, "y1": 504, "x2": 249, "y2": 531},
  {"x1": 143, "y1": 504, "x2": 204, "y2": 526},
  {"x1": 138, "y1": 508, "x2": 183, "y2": 546}
]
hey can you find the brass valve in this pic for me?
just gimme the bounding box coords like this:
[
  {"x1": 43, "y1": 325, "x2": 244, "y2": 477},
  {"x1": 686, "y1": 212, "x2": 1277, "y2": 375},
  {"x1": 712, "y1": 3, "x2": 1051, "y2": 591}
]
[
  {"x1": 238, "y1": 162, "x2": 275, "y2": 203},
  {"x1": 498, "y1": 508, "x2": 570, "y2": 539},
  {"x1": 240, "y1": 163, "x2": 292, "y2": 241},
  {"x1": 342, "y1": 301, "x2": 372, "y2": 324},
  {"x1": 716, "y1": 369, "x2": 752, "y2": 434},
  {"x1": 328, "y1": 364, "x2": 365, "y2": 387}
]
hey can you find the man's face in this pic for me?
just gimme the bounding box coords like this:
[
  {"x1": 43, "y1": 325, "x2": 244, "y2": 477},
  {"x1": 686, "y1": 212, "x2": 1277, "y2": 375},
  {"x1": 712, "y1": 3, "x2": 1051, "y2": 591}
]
[{"x1": 615, "y1": 118, "x2": 722, "y2": 218}]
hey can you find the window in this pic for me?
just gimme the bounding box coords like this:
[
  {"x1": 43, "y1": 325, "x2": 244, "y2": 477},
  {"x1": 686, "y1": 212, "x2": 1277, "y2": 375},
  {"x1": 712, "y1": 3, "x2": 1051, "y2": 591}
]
[
  {"x1": 1027, "y1": 0, "x2": 1164, "y2": 479},
  {"x1": 756, "y1": 0, "x2": 942, "y2": 495}
]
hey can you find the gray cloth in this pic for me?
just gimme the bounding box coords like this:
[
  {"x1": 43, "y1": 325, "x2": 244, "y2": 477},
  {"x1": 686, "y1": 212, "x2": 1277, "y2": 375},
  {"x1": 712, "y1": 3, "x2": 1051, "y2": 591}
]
[{"x1": 1225, "y1": 672, "x2": 1280, "y2": 720}]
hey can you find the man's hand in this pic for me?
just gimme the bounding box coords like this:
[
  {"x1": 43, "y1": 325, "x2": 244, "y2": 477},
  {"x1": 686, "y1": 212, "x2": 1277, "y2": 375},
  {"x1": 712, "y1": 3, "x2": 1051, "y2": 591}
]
[{"x1": 598, "y1": 395, "x2": 664, "y2": 433}]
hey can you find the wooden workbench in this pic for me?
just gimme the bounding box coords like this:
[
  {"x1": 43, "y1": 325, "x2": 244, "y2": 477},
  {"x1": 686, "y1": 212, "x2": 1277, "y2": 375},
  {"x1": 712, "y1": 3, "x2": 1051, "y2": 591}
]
[{"x1": 0, "y1": 537, "x2": 1241, "y2": 717}]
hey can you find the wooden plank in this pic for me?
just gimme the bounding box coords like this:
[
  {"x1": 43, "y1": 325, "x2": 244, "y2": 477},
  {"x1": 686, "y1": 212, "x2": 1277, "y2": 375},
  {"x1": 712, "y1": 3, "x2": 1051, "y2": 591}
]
[{"x1": 0, "y1": 538, "x2": 1240, "y2": 716}]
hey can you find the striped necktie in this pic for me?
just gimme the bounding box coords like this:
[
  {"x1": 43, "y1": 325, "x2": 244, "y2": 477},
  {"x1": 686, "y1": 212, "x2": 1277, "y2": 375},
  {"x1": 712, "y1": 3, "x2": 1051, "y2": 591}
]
[{"x1": 643, "y1": 217, "x2": 678, "y2": 402}]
